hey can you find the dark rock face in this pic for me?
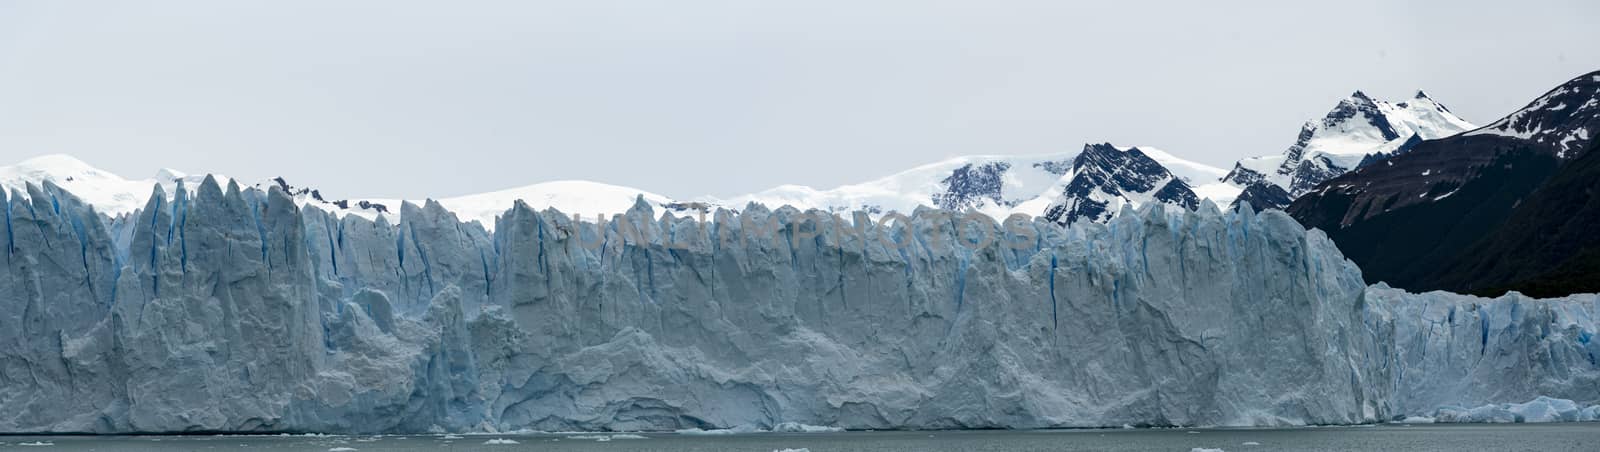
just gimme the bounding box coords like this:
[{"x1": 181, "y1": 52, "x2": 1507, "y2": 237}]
[
  {"x1": 1231, "y1": 182, "x2": 1294, "y2": 212},
  {"x1": 933, "y1": 162, "x2": 1011, "y2": 211},
  {"x1": 1151, "y1": 178, "x2": 1200, "y2": 208},
  {"x1": 1220, "y1": 163, "x2": 1268, "y2": 188},
  {"x1": 1289, "y1": 70, "x2": 1600, "y2": 296},
  {"x1": 1429, "y1": 138, "x2": 1600, "y2": 297},
  {"x1": 1285, "y1": 154, "x2": 1349, "y2": 196},
  {"x1": 1042, "y1": 144, "x2": 1197, "y2": 225},
  {"x1": 1290, "y1": 135, "x2": 1561, "y2": 291},
  {"x1": 1031, "y1": 159, "x2": 1073, "y2": 176},
  {"x1": 1356, "y1": 134, "x2": 1424, "y2": 169}
]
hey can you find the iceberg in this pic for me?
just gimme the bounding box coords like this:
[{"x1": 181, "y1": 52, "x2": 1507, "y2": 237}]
[
  {"x1": 0, "y1": 180, "x2": 1596, "y2": 434},
  {"x1": 1429, "y1": 397, "x2": 1600, "y2": 423}
]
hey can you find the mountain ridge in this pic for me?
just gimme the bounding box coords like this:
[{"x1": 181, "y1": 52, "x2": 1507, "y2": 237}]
[
  {"x1": 1222, "y1": 90, "x2": 1475, "y2": 210},
  {"x1": 0, "y1": 86, "x2": 1503, "y2": 232},
  {"x1": 1, "y1": 141, "x2": 1240, "y2": 230},
  {"x1": 1289, "y1": 69, "x2": 1600, "y2": 296}
]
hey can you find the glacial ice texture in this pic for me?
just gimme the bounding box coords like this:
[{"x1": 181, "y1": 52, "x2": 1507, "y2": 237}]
[{"x1": 0, "y1": 178, "x2": 1596, "y2": 433}]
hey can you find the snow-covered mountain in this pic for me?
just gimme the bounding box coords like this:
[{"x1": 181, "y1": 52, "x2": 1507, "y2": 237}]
[
  {"x1": 3, "y1": 142, "x2": 1239, "y2": 230},
  {"x1": 1222, "y1": 90, "x2": 1474, "y2": 208},
  {"x1": 0, "y1": 154, "x2": 680, "y2": 230},
  {"x1": 1289, "y1": 70, "x2": 1600, "y2": 296},
  {"x1": 711, "y1": 143, "x2": 1238, "y2": 224},
  {"x1": 0, "y1": 154, "x2": 229, "y2": 218},
  {"x1": 353, "y1": 181, "x2": 677, "y2": 228},
  {"x1": 1040, "y1": 144, "x2": 1203, "y2": 224},
  {"x1": 12, "y1": 89, "x2": 1480, "y2": 229}
]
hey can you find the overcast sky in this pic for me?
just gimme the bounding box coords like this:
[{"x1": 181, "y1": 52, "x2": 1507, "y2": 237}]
[{"x1": 1, "y1": 1, "x2": 1596, "y2": 200}]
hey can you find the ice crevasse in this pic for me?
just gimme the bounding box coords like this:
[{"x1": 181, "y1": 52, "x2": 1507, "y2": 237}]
[{"x1": 0, "y1": 177, "x2": 1596, "y2": 433}]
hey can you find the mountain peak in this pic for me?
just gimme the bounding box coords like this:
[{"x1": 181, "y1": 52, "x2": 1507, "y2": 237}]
[
  {"x1": 155, "y1": 168, "x2": 187, "y2": 182},
  {"x1": 9, "y1": 154, "x2": 99, "y2": 175},
  {"x1": 1043, "y1": 142, "x2": 1198, "y2": 225},
  {"x1": 1081, "y1": 142, "x2": 1122, "y2": 153},
  {"x1": 1222, "y1": 89, "x2": 1476, "y2": 199}
]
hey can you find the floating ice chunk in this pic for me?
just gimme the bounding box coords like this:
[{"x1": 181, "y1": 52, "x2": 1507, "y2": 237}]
[
  {"x1": 773, "y1": 449, "x2": 812, "y2": 452},
  {"x1": 483, "y1": 438, "x2": 519, "y2": 445},
  {"x1": 771, "y1": 422, "x2": 843, "y2": 433},
  {"x1": 328, "y1": 448, "x2": 358, "y2": 452},
  {"x1": 566, "y1": 434, "x2": 641, "y2": 441},
  {"x1": 19, "y1": 442, "x2": 54, "y2": 447},
  {"x1": 1190, "y1": 448, "x2": 1225, "y2": 452},
  {"x1": 1242, "y1": 441, "x2": 1261, "y2": 446},
  {"x1": 1432, "y1": 396, "x2": 1600, "y2": 423},
  {"x1": 675, "y1": 425, "x2": 763, "y2": 435}
]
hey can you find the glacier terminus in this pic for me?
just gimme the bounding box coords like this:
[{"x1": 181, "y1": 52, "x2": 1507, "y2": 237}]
[{"x1": 2, "y1": 177, "x2": 1598, "y2": 434}]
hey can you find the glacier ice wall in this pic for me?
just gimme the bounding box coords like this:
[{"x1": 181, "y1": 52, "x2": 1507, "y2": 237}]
[
  {"x1": 0, "y1": 177, "x2": 1595, "y2": 433},
  {"x1": 1364, "y1": 285, "x2": 1600, "y2": 417}
]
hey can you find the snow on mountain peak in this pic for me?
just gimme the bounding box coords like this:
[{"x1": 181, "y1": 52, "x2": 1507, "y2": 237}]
[
  {"x1": 1221, "y1": 89, "x2": 1475, "y2": 202},
  {"x1": 0, "y1": 154, "x2": 198, "y2": 218},
  {"x1": 712, "y1": 151, "x2": 1079, "y2": 219},
  {"x1": 4, "y1": 145, "x2": 1245, "y2": 232},
  {"x1": 1347, "y1": 90, "x2": 1377, "y2": 103},
  {"x1": 12, "y1": 153, "x2": 100, "y2": 174},
  {"x1": 0, "y1": 151, "x2": 678, "y2": 231},
  {"x1": 154, "y1": 168, "x2": 187, "y2": 182},
  {"x1": 423, "y1": 180, "x2": 675, "y2": 227},
  {"x1": 1035, "y1": 143, "x2": 1210, "y2": 225},
  {"x1": 712, "y1": 144, "x2": 1238, "y2": 224},
  {"x1": 1463, "y1": 70, "x2": 1600, "y2": 158}
]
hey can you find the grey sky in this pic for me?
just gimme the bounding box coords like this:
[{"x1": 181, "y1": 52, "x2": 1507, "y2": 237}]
[{"x1": 1, "y1": 1, "x2": 1596, "y2": 200}]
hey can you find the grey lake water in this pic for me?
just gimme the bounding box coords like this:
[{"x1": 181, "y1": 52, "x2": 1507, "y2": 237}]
[{"x1": 3, "y1": 423, "x2": 1598, "y2": 452}]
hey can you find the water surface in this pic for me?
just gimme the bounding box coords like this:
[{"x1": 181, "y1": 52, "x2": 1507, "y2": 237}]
[{"x1": 4, "y1": 423, "x2": 1597, "y2": 451}]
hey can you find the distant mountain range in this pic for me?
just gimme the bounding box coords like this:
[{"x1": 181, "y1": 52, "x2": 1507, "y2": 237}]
[
  {"x1": 1, "y1": 144, "x2": 1242, "y2": 230},
  {"x1": 0, "y1": 89, "x2": 1474, "y2": 230},
  {"x1": 715, "y1": 142, "x2": 1237, "y2": 225},
  {"x1": 7, "y1": 70, "x2": 1600, "y2": 298}
]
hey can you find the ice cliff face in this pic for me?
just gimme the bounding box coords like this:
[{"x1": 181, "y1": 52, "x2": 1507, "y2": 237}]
[
  {"x1": 1364, "y1": 285, "x2": 1600, "y2": 417},
  {"x1": 0, "y1": 178, "x2": 1595, "y2": 434}
]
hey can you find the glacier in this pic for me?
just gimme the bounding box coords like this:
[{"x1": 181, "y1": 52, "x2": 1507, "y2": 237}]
[{"x1": 1, "y1": 177, "x2": 1597, "y2": 434}]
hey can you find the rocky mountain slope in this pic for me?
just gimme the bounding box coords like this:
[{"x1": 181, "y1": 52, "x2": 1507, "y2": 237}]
[
  {"x1": 1222, "y1": 91, "x2": 1475, "y2": 210},
  {"x1": 1421, "y1": 138, "x2": 1600, "y2": 296},
  {"x1": 1039, "y1": 143, "x2": 1201, "y2": 224},
  {"x1": 1289, "y1": 70, "x2": 1600, "y2": 295}
]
